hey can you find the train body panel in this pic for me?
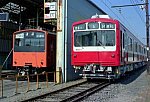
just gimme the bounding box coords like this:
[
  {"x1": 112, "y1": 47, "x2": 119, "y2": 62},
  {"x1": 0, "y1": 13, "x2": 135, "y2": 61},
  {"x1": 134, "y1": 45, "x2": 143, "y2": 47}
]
[
  {"x1": 72, "y1": 51, "x2": 119, "y2": 66},
  {"x1": 71, "y1": 17, "x2": 147, "y2": 79},
  {"x1": 13, "y1": 52, "x2": 46, "y2": 68},
  {"x1": 12, "y1": 29, "x2": 56, "y2": 74}
]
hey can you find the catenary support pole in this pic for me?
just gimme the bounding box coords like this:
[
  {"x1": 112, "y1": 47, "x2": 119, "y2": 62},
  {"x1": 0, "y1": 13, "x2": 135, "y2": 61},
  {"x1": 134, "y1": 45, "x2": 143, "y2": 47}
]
[{"x1": 146, "y1": 0, "x2": 150, "y2": 74}]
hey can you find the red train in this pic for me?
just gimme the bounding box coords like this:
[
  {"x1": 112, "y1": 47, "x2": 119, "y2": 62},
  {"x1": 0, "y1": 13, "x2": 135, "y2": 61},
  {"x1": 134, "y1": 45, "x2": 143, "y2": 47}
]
[
  {"x1": 12, "y1": 29, "x2": 56, "y2": 75},
  {"x1": 71, "y1": 16, "x2": 147, "y2": 80}
]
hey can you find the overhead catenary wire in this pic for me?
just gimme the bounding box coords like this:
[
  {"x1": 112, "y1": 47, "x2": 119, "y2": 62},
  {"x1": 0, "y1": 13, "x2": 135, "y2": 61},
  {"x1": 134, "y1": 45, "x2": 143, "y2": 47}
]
[
  {"x1": 130, "y1": 0, "x2": 145, "y2": 24},
  {"x1": 100, "y1": 0, "x2": 126, "y2": 24},
  {"x1": 100, "y1": 0, "x2": 138, "y2": 36},
  {"x1": 102, "y1": 0, "x2": 146, "y2": 41}
]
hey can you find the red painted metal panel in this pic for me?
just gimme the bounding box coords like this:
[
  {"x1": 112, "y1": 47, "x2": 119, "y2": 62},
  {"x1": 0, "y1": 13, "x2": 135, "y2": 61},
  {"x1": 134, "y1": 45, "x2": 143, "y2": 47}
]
[
  {"x1": 71, "y1": 18, "x2": 121, "y2": 67},
  {"x1": 13, "y1": 52, "x2": 46, "y2": 68}
]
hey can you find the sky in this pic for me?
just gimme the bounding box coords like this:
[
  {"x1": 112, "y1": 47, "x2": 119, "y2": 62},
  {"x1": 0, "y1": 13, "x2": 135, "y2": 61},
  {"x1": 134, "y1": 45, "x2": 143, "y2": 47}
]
[{"x1": 92, "y1": 0, "x2": 147, "y2": 44}]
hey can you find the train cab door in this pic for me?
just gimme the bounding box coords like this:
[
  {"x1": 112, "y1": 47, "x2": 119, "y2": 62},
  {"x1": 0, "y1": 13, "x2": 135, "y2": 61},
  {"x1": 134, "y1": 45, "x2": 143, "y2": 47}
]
[{"x1": 47, "y1": 35, "x2": 55, "y2": 69}]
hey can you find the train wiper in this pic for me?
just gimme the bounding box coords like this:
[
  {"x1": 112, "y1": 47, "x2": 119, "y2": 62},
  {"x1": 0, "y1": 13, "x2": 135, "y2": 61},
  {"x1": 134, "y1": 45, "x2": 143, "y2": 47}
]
[
  {"x1": 38, "y1": 40, "x2": 41, "y2": 47},
  {"x1": 26, "y1": 44, "x2": 30, "y2": 46},
  {"x1": 97, "y1": 40, "x2": 105, "y2": 49},
  {"x1": 75, "y1": 39, "x2": 82, "y2": 47}
]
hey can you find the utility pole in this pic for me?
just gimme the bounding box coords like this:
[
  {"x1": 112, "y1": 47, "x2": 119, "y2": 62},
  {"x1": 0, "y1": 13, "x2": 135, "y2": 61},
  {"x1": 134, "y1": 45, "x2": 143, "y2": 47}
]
[{"x1": 146, "y1": 0, "x2": 150, "y2": 74}]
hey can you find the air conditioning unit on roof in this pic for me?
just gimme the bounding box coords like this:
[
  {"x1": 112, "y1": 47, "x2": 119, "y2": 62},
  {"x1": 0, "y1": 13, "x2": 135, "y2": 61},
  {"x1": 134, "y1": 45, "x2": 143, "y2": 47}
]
[{"x1": 91, "y1": 14, "x2": 110, "y2": 19}]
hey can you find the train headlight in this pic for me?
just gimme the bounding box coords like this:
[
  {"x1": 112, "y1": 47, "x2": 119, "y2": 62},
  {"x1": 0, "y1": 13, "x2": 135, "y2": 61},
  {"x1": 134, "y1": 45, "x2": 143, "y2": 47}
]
[
  {"x1": 111, "y1": 54, "x2": 115, "y2": 58},
  {"x1": 116, "y1": 69, "x2": 119, "y2": 74},
  {"x1": 41, "y1": 62, "x2": 43, "y2": 65},
  {"x1": 73, "y1": 66, "x2": 80, "y2": 69},
  {"x1": 100, "y1": 66, "x2": 104, "y2": 71},
  {"x1": 107, "y1": 67, "x2": 112, "y2": 72},
  {"x1": 73, "y1": 54, "x2": 77, "y2": 58},
  {"x1": 14, "y1": 61, "x2": 17, "y2": 64}
]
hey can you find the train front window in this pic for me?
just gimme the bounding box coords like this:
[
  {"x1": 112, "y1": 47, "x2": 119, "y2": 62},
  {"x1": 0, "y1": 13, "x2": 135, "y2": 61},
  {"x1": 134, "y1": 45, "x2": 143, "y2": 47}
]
[
  {"x1": 74, "y1": 30, "x2": 115, "y2": 47},
  {"x1": 15, "y1": 38, "x2": 24, "y2": 46},
  {"x1": 14, "y1": 31, "x2": 45, "y2": 52},
  {"x1": 25, "y1": 39, "x2": 44, "y2": 46}
]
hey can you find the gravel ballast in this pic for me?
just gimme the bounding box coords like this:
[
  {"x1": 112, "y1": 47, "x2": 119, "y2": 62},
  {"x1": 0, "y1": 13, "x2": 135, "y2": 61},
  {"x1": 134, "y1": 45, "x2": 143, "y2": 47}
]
[{"x1": 82, "y1": 67, "x2": 150, "y2": 102}]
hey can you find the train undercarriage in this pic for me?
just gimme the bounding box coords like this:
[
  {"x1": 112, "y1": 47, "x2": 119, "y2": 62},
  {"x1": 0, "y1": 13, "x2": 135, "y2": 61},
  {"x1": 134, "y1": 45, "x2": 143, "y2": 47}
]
[
  {"x1": 15, "y1": 65, "x2": 54, "y2": 76},
  {"x1": 76, "y1": 62, "x2": 146, "y2": 80}
]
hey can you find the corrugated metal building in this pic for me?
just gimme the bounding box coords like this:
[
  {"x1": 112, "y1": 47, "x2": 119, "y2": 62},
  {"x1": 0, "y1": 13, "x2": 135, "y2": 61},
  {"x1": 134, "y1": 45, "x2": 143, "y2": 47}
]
[
  {"x1": 0, "y1": 22, "x2": 18, "y2": 69},
  {"x1": 59, "y1": 0, "x2": 107, "y2": 82}
]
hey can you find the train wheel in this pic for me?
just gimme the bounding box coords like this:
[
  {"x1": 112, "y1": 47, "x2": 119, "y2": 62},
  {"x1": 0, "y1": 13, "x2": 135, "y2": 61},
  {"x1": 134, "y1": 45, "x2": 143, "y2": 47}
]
[
  {"x1": 87, "y1": 78, "x2": 92, "y2": 82},
  {"x1": 112, "y1": 78, "x2": 116, "y2": 83}
]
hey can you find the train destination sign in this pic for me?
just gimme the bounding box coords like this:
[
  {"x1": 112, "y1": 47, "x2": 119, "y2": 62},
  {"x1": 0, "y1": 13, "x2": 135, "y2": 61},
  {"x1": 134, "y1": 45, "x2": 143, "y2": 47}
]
[
  {"x1": 88, "y1": 22, "x2": 99, "y2": 29},
  {"x1": 15, "y1": 32, "x2": 45, "y2": 38},
  {"x1": 100, "y1": 23, "x2": 115, "y2": 29},
  {"x1": 74, "y1": 24, "x2": 86, "y2": 30}
]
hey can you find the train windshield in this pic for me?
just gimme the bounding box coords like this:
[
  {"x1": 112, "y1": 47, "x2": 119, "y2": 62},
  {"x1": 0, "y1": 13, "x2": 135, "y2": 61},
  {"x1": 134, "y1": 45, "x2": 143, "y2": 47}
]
[
  {"x1": 14, "y1": 31, "x2": 45, "y2": 52},
  {"x1": 74, "y1": 30, "x2": 115, "y2": 47}
]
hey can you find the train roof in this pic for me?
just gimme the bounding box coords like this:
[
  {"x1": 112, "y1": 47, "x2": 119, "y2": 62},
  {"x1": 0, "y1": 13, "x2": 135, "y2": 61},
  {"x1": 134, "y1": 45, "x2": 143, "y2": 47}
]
[
  {"x1": 73, "y1": 17, "x2": 119, "y2": 26},
  {"x1": 14, "y1": 29, "x2": 46, "y2": 33},
  {"x1": 13, "y1": 29, "x2": 56, "y2": 35}
]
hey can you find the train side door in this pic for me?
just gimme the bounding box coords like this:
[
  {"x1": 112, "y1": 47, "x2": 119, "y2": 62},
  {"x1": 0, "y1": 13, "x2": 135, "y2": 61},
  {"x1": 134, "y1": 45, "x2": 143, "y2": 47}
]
[
  {"x1": 120, "y1": 30, "x2": 126, "y2": 64},
  {"x1": 120, "y1": 31, "x2": 123, "y2": 63}
]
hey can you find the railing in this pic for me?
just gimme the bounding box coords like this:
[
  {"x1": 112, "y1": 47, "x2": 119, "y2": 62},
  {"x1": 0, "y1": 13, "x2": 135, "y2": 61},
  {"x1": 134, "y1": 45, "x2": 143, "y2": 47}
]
[{"x1": 0, "y1": 72, "x2": 56, "y2": 98}]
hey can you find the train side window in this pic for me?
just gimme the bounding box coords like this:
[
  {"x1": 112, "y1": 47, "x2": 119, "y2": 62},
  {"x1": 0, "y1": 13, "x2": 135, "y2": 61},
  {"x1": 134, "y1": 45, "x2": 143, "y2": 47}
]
[
  {"x1": 131, "y1": 38, "x2": 133, "y2": 51},
  {"x1": 144, "y1": 48, "x2": 146, "y2": 54},
  {"x1": 136, "y1": 42, "x2": 138, "y2": 52},
  {"x1": 142, "y1": 46, "x2": 144, "y2": 54},
  {"x1": 138, "y1": 45, "x2": 140, "y2": 53},
  {"x1": 123, "y1": 33, "x2": 125, "y2": 48},
  {"x1": 127, "y1": 37, "x2": 129, "y2": 50},
  {"x1": 139, "y1": 45, "x2": 141, "y2": 53},
  {"x1": 129, "y1": 38, "x2": 132, "y2": 51},
  {"x1": 124, "y1": 33, "x2": 127, "y2": 50}
]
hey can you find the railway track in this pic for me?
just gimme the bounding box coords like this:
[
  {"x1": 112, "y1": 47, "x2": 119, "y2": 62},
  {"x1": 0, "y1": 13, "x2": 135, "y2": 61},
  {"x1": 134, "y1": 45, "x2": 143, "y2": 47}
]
[{"x1": 22, "y1": 81, "x2": 110, "y2": 102}]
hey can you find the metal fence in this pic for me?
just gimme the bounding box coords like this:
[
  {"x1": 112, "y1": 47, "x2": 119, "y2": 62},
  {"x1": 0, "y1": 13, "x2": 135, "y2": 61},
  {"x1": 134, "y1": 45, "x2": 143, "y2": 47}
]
[{"x1": 0, "y1": 72, "x2": 56, "y2": 98}]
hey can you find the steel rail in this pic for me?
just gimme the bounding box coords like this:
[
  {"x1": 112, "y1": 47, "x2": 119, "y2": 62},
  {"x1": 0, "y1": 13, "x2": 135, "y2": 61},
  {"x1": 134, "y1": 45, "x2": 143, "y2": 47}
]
[
  {"x1": 21, "y1": 80, "x2": 87, "y2": 102},
  {"x1": 60, "y1": 82, "x2": 110, "y2": 102}
]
